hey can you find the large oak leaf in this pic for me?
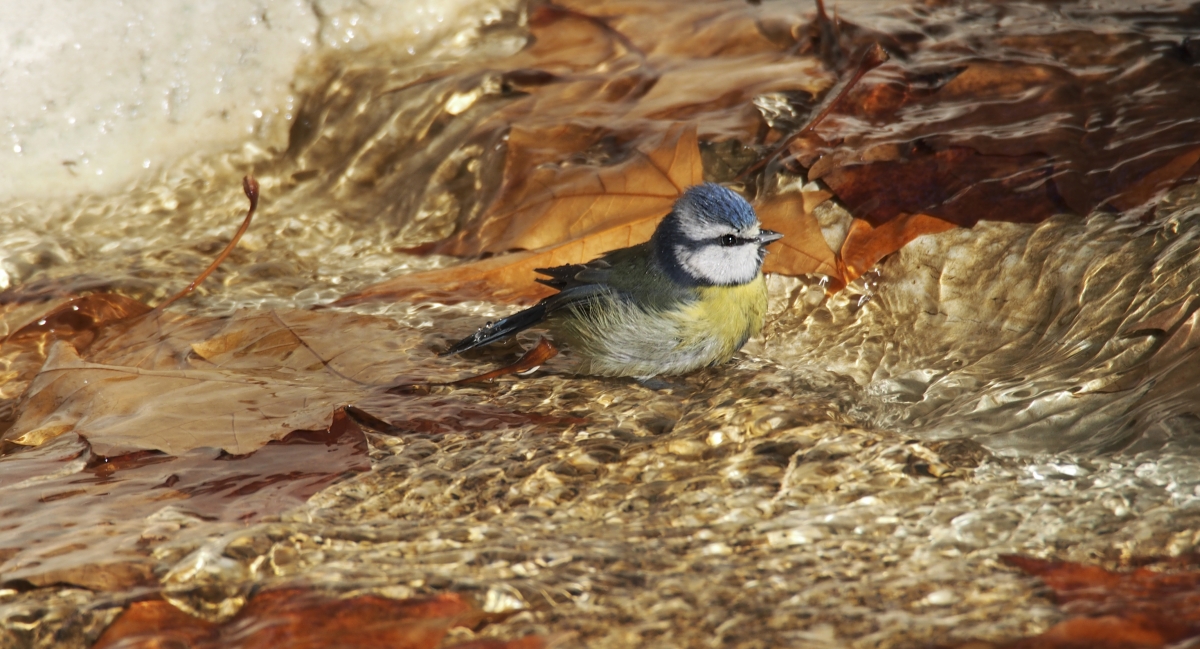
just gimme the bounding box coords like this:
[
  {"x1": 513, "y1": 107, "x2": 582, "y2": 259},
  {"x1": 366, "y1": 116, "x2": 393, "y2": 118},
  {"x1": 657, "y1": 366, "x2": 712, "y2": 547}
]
[{"x1": 3, "y1": 309, "x2": 409, "y2": 455}]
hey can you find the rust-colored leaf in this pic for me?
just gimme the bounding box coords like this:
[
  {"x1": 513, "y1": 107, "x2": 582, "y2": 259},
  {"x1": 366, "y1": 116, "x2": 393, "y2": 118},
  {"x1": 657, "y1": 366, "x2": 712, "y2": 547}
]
[
  {"x1": 1107, "y1": 145, "x2": 1200, "y2": 213},
  {"x1": 814, "y1": 146, "x2": 1065, "y2": 229},
  {"x1": 2, "y1": 293, "x2": 152, "y2": 345},
  {"x1": 961, "y1": 555, "x2": 1200, "y2": 648},
  {"x1": 796, "y1": 30, "x2": 1200, "y2": 227},
  {"x1": 337, "y1": 185, "x2": 850, "y2": 307},
  {"x1": 338, "y1": 129, "x2": 851, "y2": 306},
  {"x1": 0, "y1": 293, "x2": 154, "y2": 423},
  {"x1": 91, "y1": 589, "x2": 510, "y2": 649},
  {"x1": 838, "y1": 214, "x2": 957, "y2": 285},
  {"x1": 335, "y1": 125, "x2": 701, "y2": 305},
  {"x1": 486, "y1": 1, "x2": 833, "y2": 139},
  {"x1": 91, "y1": 599, "x2": 212, "y2": 649}
]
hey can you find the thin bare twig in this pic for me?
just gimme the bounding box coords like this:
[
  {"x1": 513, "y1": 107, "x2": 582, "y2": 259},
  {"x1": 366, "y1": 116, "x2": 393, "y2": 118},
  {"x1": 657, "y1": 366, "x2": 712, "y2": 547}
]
[
  {"x1": 152, "y1": 175, "x2": 259, "y2": 313},
  {"x1": 736, "y1": 43, "x2": 890, "y2": 182}
]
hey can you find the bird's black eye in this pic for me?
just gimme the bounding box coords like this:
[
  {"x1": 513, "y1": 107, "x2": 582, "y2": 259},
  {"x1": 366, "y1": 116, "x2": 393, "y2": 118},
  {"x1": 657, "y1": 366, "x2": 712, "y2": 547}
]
[{"x1": 720, "y1": 234, "x2": 738, "y2": 247}]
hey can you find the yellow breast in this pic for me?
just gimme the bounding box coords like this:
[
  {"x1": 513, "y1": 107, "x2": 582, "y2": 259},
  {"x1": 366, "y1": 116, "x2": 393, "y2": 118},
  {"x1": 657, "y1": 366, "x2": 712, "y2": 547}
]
[{"x1": 674, "y1": 273, "x2": 768, "y2": 362}]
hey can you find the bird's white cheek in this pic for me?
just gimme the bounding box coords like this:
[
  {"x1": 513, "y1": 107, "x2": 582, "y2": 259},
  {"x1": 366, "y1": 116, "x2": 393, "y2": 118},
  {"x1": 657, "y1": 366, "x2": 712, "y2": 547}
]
[{"x1": 679, "y1": 245, "x2": 760, "y2": 285}]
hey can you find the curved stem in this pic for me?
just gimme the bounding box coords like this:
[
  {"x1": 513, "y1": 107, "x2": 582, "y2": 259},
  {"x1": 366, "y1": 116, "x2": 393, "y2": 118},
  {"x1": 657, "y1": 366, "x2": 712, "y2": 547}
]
[{"x1": 152, "y1": 175, "x2": 259, "y2": 313}]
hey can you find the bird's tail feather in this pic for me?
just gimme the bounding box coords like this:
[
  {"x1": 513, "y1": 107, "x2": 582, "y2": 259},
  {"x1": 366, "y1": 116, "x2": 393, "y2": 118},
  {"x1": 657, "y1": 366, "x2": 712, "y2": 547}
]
[{"x1": 440, "y1": 302, "x2": 548, "y2": 356}]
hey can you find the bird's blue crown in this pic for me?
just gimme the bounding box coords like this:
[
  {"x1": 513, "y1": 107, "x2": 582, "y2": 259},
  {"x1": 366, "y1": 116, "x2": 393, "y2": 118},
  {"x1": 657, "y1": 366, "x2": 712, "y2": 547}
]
[{"x1": 676, "y1": 183, "x2": 757, "y2": 229}]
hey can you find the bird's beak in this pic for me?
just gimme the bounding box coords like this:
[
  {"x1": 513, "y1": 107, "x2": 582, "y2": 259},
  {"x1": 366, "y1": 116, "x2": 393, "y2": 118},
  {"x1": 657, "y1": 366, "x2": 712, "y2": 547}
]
[{"x1": 756, "y1": 229, "x2": 783, "y2": 245}]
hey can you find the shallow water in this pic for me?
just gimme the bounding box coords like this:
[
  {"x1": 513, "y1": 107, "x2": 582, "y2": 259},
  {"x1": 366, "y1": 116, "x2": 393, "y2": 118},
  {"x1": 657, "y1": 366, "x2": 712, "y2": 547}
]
[{"x1": 3, "y1": 1, "x2": 1200, "y2": 647}]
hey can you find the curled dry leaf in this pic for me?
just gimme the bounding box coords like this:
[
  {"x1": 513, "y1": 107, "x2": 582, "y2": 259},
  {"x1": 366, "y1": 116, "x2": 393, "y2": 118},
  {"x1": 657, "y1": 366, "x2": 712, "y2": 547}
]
[{"x1": 451, "y1": 337, "x2": 560, "y2": 384}]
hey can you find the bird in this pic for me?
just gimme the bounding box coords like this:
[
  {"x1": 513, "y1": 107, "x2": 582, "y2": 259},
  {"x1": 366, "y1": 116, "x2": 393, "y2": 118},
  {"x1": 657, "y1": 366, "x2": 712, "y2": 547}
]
[{"x1": 441, "y1": 183, "x2": 783, "y2": 378}]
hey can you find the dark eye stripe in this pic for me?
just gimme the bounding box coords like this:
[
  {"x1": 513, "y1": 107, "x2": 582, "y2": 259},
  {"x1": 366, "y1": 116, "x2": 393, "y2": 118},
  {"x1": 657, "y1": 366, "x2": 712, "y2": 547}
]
[
  {"x1": 678, "y1": 236, "x2": 754, "y2": 251},
  {"x1": 718, "y1": 234, "x2": 755, "y2": 246}
]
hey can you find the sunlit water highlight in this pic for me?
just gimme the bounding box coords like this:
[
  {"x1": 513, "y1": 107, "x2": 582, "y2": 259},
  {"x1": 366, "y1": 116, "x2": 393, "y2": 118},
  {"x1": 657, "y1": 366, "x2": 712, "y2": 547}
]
[{"x1": 2, "y1": 1, "x2": 1200, "y2": 648}]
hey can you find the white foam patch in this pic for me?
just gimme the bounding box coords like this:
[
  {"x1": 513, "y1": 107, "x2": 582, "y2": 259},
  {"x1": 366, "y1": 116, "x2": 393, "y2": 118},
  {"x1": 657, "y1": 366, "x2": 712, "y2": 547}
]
[{"x1": 0, "y1": 0, "x2": 511, "y2": 200}]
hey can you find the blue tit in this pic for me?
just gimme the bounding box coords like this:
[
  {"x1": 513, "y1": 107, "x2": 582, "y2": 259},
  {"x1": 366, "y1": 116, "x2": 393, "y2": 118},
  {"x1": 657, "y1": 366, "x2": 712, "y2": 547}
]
[{"x1": 441, "y1": 183, "x2": 783, "y2": 378}]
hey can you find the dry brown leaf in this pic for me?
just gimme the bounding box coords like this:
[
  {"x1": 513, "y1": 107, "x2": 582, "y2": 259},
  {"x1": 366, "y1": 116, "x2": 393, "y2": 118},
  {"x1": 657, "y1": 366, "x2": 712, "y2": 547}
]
[
  {"x1": 5, "y1": 341, "x2": 355, "y2": 455},
  {"x1": 798, "y1": 29, "x2": 1200, "y2": 226},
  {"x1": 814, "y1": 146, "x2": 1063, "y2": 228},
  {"x1": 1107, "y1": 144, "x2": 1200, "y2": 213},
  {"x1": 410, "y1": 2, "x2": 829, "y2": 259},
  {"x1": 336, "y1": 215, "x2": 660, "y2": 305},
  {"x1": 339, "y1": 126, "x2": 854, "y2": 306},
  {"x1": 338, "y1": 188, "x2": 848, "y2": 306},
  {"x1": 3, "y1": 309, "x2": 414, "y2": 455},
  {"x1": 2, "y1": 293, "x2": 151, "y2": 343},
  {"x1": 758, "y1": 191, "x2": 839, "y2": 278},
  {"x1": 519, "y1": 5, "x2": 626, "y2": 74},
  {"x1": 483, "y1": 2, "x2": 832, "y2": 140},
  {"x1": 1, "y1": 294, "x2": 154, "y2": 422},
  {"x1": 0, "y1": 410, "x2": 369, "y2": 591},
  {"x1": 437, "y1": 123, "x2": 701, "y2": 256}
]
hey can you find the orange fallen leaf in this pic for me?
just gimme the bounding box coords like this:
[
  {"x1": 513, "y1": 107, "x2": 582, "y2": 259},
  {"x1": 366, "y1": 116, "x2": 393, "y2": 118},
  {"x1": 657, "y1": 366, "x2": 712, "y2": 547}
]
[
  {"x1": 451, "y1": 337, "x2": 560, "y2": 384},
  {"x1": 336, "y1": 189, "x2": 848, "y2": 307},
  {"x1": 436, "y1": 122, "x2": 701, "y2": 256},
  {"x1": 337, "y1": 125, "x2": 852, "y2": 306},
  {"x1": 335, "y1": 215, "x2": 660, "y2": 306},
  {"x1": 91, "y1": 590, "x2": 510, "y2": 649},
  {"x1": 1107, "y1": 144, "x2": 1200, "y2": 213},
  {"x1": 838, "y1": 213, "x2": 957, "y2": 285},
  {"x1": 2, "y1": 293, "x2": 152, "y2": 345},
  {"x1": 758, "y1": 190, "x2": 839, "y2": 278},
  {"x1": 337, "y1": 124, "x2": 699, "y2": 305},
  {"x1": 960, "y1": 555, "x2": 1200, "y2": 648}
]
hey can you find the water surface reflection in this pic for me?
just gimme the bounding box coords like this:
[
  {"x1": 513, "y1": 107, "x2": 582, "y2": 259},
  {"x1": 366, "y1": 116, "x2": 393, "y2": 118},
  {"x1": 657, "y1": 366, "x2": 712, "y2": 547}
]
[{"x1": 3, "y1": 1, "x2": 1200, "y2": 648}]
